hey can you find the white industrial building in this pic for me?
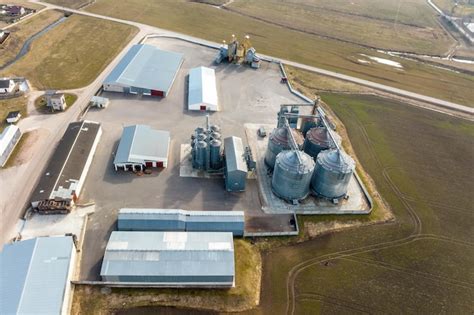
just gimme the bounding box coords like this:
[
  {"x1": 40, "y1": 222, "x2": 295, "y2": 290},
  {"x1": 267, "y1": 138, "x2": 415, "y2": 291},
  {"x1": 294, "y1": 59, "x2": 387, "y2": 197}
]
[
  {"x1": 0, "y1": 124, "x2": 22, "y2": 167},
  {"x1": 103, "y1": 44, "x2": 183, "y2": 97},
  {"x1": 114, "y1": 125, "x2": 170, "y2": 171},
  {"x1": 0, "y1": 236, "x2": 76, "y2": 315},
  {"x1": 100, "y1": 231, "x2": 235, "y2": 287},
  {"x1": 188, "y1": 66, "x2": 218, "y2": 111}
]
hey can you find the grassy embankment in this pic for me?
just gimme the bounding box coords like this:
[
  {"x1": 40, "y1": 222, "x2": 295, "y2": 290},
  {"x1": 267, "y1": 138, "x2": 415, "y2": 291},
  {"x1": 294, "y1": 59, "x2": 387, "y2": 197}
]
[
  {"x1": 1, "y1": 14, "x2": 138, "y2": 90},
  {"x1": 34, "y1": 93, "x2": 77, "y2": 113},
  {"x1": 84, "y1": 0, "x2": 474, "y2": 107},
  {"x1": 0, "y1": 96, "x2": 27, "y2": 132},
  {"x1": 71, "y1": 239, "x2": 261, "y2": 314},
  {"x1": 258, "y1": 91, "x2": 474, "y2": 314},
  {"x1": 0, "y1": 10, "x2": 64, "y2": 68}
]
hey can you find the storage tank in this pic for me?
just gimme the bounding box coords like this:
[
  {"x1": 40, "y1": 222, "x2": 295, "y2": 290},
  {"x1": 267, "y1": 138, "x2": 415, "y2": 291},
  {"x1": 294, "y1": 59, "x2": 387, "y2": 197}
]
[
  {"x1": 303, "y1": 127, "x2": 340, "y2": 159},
  {"x1": 300, "y1": 117, "x2": 320, "y2": 136},
  {"x1": 209, "y1": 139, "x2": 222, "y2": 170},
  {"x1": 311, "y1": 149, "x2": 355, "y2": 199},
  {"x1": 193, "y1": 141, "x2": 208, "y2": 170},
  {"x1": 271, "y1": 150, "x2": 315, "y2": 202},
  {"x1": 210, "y1": 125, "x2": 221, "y2": 133},
  {"x1": 265, "y1": 127, "x2": 304, "y2": 170},
  {"x1": 210, "y1": 132, "x2": 221, "y2": 141}
]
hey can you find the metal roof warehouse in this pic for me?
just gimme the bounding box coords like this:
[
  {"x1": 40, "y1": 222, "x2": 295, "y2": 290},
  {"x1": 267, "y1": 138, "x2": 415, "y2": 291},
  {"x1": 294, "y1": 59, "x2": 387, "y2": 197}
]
[
  {"x1": 103, "y1": 44, "x2": 184, "y2": 97},
  {"x1": 114, "y1": 125, "x2": 170, "y2": 171},
  {"x1": 100, "y1": 231, "x2": 235, "y2": 287},
  {"x1": 0, "y1": 236, "x2": 76, "y2": 315},
  {"x1": 30, "y1": 121, "x2": 102, "y2": 212},
  {"x1": 188, "y1": 66, "x2": 218, "y2": 111},
  {"x1": 118, "y1": 208, "x2": 245, "y2": 236}
]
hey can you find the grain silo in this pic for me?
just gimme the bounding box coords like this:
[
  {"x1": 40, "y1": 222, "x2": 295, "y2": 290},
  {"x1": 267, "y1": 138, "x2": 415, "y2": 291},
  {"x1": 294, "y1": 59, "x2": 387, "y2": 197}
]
[
  {"x1": 264, "y1": 127, "x2": 303, "y2": 170},
  {"x1": 303, "y1": 126, "x2": 341, "y2": 159},
  {"x1": 300, "y1": 117, "x2": 320, "y2": 136},
  {"x1": 311, "y1": 149, "x2": 355, "y2": 199},
  {"x1": 210, "y1": 139, "x2": 222, "y2": 170},
  {"x1": 193, "y1": 140, "x2": 208, "y2": 170},
  {"x1": 271, "y1": 150, "x2": 315, "y2": 202}
]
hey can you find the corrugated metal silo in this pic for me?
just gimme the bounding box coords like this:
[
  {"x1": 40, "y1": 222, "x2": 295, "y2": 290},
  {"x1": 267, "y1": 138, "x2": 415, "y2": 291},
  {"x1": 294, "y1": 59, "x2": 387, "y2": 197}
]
[
  {"x1": 194, "y1": 140, "x2": 208, "y2": 170},
  {"x1": 300, "y1": 117, "x2": 320, "y2": 136},
  {"x1": 264, "y1": 127, "x2": 303, "y2": 170},
  {"x1": 210, "y1": 139, "x2": 222, "y2": 170},
  {"x1": 303, "y1": 126, "x2": 338, "y2": 158},
  {"x1": 210, "y1": 131, "x2": 221, "y2": 141},
  {"x1": 311, "y1": 149, "x2": 355, "y2": 199},
  {"x1": 271, "y1": 150, "x2": 315, "y2": 202}
]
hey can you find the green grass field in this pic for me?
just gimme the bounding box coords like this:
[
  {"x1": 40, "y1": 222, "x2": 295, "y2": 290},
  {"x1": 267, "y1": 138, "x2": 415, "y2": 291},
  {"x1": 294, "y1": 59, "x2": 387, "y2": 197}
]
[
  {"x1": 257, "y1": 93, "x2": 474, "y2": 314},
  {"x1": 34, "y1": 93, "x2": 77, "y2": 113},
  {"x1": 227, "y1": 0, "x2": 453, "y2": 55},
  {"x1": 0, "y1": 10, "x2": 64, "y2": 68},
  {"x1": 83, "y1": 0, "x2": 474, "y2": 107},
  {"x1": 72, "y1": 239, "x2": 261, "y2": 314},
  {"x1": 2, "y1": 14, "x2": 138, "y2": 90}
]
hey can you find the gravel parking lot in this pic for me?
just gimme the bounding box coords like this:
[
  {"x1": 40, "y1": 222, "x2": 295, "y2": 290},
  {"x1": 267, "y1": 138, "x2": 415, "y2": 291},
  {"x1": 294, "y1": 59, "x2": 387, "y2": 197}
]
[{"x1": 79, "y1": 37, "x2": 301, "y2": 280}]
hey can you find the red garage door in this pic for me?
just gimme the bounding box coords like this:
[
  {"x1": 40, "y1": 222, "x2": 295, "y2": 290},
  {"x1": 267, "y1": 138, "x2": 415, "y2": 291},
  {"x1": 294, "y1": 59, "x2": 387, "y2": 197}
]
[
  {"x1": 151, "y1": 90, "x2": 164, "y2": 97},
  {"x1": 156, "y1": 161, "x2": 164, "y2": 167},
  {"x1": 145, "y1": 162, "x2": 153, "y2": 167}
]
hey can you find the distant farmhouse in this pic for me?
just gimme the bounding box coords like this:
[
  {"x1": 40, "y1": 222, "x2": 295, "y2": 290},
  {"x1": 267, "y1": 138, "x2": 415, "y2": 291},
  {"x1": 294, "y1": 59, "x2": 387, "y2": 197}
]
[
  {"x1": 0, "y1": 5, "x2": 26, "y2": 16},
  {"x1": 0, "y1": 78, "x2": 15, "y2": 94}
]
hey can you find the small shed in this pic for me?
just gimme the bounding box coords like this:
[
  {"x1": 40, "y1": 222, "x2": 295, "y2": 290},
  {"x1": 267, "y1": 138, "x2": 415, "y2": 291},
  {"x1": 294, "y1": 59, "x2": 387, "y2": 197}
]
[
  {"x1": 117, "y1": 208, "x2": 245, "y2": 236},
  {"x1": 100, "y1": 231, "x2": 235, "y2": 287},
  {"x1": 188, "y1": 66, "x2": 218, "y2": 111},
  {"x1": 0, "y1": 125, "x2": 22, "y2": 167},
  {"x1": 114, "y1": 125, "x2": 170, "y2": 171},
  {"x1": 224, "y1": 136, "x2": 248, "y2": 192},
  {"x1": 90, "y1": 95, "x2": 109, "y2": 108},
  {"x1": 6, "y1": 110, "x2": 21, "y2": 124}
]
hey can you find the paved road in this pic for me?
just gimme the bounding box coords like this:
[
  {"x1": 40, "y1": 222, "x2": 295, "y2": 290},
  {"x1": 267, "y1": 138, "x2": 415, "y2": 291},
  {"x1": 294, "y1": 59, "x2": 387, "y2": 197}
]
[{"x1": 32, "y1": 0, "x2": 474, "y2": 115}]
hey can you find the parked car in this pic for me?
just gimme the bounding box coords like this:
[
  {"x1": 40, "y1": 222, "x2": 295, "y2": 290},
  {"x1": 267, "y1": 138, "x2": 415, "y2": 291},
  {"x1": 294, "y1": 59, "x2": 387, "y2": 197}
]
[{"x1": 258, "y1": 127, "x2": 267, "y2": 137}]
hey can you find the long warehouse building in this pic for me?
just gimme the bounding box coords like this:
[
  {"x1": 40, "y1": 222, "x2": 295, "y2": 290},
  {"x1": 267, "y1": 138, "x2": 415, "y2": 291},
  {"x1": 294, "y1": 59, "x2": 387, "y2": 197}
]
[
  {"x1": 103, "y1": 44, "x2": 184, "y2": 97},
  {"x1": 100, "y1": 231, "x2": 235, "y2": 287},
  {"x1": 30, "y1": 121, "x2": 102, "y2": 213},
  {"x1": 118, "y1": 208, "x2": 245, "y2": 236},
  {"x1": 188, "y1": 66, "x2": 218, "y2": 111}
]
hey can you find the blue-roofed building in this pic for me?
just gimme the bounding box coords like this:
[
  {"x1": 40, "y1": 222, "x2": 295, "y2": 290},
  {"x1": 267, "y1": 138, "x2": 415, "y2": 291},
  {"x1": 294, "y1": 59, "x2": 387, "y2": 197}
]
[
  {"x1": 100, "y1": 231, "x2": 235, "y2": 287},
  {"x1": 0, "y1": 236, "x2": 76, "y2": 315},
  {"x1": 118, "y1": 208, "x2": 245, "y2": 236},
  {"x1": 103, "y1": 44, "x2": 184, "y2": 97},
  {"x1": 113, "y1": 125, "x2": 170, "y2": 171}
]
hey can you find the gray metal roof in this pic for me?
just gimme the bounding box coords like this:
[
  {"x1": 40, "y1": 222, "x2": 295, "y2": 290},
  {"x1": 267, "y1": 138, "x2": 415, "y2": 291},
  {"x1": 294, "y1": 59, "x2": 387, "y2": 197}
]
[
  {"x1": 119, "y1": 208, "x2": 244, "y2": 223},
  {"x1": 114, "y1": 125, "x2": 170, "y2": 165},
  {"x1": 104, "y1": 44, "x2": 183, "y2": 93},
  {"x1": 224, "y1": 136, "x2": 248, "y2": 173},
  {"x1": 188, "y1": 66, "x2": 218, "y2": 107},
  {"x1": 100, "y1": 232, "x2": 234, "y2": 280},
  {"x1": 0, "y1": 236, "x2": 74, "y2": 315}
]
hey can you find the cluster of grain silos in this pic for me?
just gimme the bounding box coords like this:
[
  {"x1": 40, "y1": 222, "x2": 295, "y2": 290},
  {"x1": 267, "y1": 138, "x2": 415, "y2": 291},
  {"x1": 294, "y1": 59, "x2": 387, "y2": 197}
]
[
  {"x1": 191, "y1": 121, "x2": 223, "y2": 171},
  {"x1": 266, "y1": 104, "x2": 355, "y2": 203}
]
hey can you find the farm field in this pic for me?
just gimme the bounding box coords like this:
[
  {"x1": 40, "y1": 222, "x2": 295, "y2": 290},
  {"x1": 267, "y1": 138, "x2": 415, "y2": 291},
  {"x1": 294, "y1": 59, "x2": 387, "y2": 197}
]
[
  {"x1": 40, "y1": 0, "x2": 92, "y2": 9},
  {"x1": 1, "y1": 14, "x2": 138, "y2": 90},
  {"x1": 0, "y1": 10, "x2": 64, "y2": 68},
  {"x1": 84, "y1": 0, "x2": 474, "y2": 107},
  {"x1": 256, "y1": 93, "x2": 474, "y2": 314},
  {"x1": 226, "y1": 0, "x2": 454, "y2": 55}
]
